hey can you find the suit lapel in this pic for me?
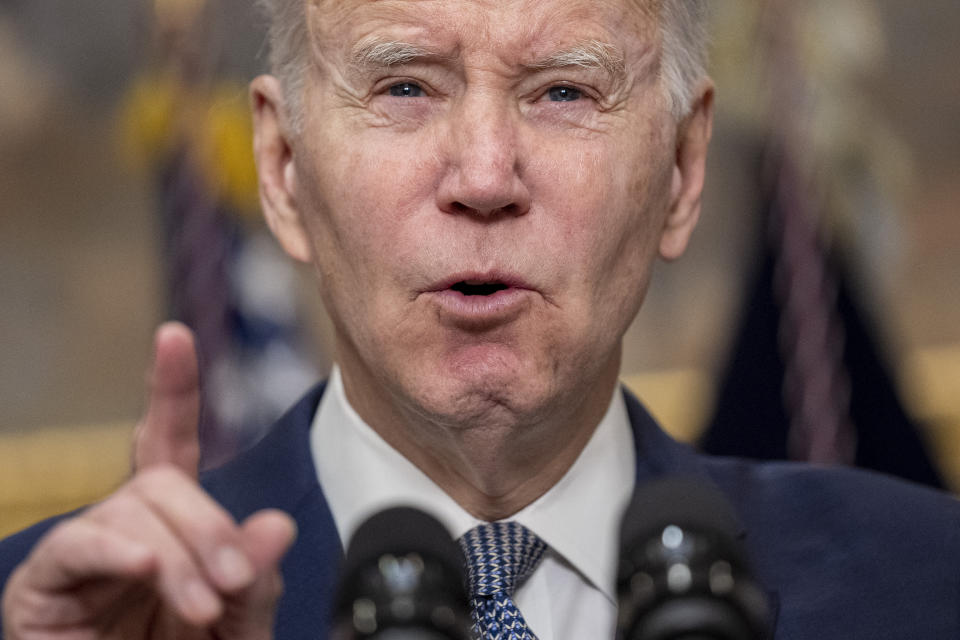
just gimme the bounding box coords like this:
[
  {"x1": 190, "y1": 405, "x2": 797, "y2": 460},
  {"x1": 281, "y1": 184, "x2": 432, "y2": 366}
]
[
  {"x1": 201, "y1": 383, "x2": 343, "y2": 638},
  {"x1": 622, "y1": 386, "x2": 711, "y2": 485},
  {"x1": 622, "y1": 387, "x2": 779, "y2": 634}
]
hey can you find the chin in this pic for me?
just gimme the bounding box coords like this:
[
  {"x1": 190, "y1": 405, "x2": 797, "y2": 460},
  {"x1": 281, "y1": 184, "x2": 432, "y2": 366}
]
[{"x1": 402, "y1": 357, "x2": 561, "y2": 432}]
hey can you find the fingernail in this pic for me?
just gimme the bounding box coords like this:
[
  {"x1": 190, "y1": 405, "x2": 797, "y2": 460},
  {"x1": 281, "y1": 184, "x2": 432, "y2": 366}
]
[
  {"x1": 216, "y1": 545, "x2": 254, "y2": 589},
  {"x1": 184, "y1": 578, "x2": 221, "y2": 622}
]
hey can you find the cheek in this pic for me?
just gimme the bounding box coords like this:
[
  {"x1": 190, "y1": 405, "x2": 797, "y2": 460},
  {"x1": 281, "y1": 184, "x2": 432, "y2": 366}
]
[
  {"x1": 527, "y1": 143, "x2": 616, "y2": 242},
  {"x1": 598, "y1": 125, "x2": 675, "y2": 270},
  {"x1": 534, "y1": 130, "x2": 673, "y2": 345},
  {"x1": 532, "y1": 139, "x2": 661, "y2": 280},
  {"x1": 300, "y1": 127, "x2": 439, "y2": 280}
]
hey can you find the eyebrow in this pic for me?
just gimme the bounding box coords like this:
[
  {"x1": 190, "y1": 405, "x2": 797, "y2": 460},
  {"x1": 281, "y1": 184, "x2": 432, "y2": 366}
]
[
  {"x1": 349, "y1": 36, "x2": 450, "y2": 70},
  {"x1": 348, "y1": 36, "x2": 626, "y2": 81},
  {"x1": 527, "y1": 40, "x2": 626, "y2": 79}
]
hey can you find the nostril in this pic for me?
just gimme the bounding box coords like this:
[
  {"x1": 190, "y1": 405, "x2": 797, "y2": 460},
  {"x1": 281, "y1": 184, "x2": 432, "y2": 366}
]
[{"x1": 447, "y1": 201, "x2": 520, "y2": 217}]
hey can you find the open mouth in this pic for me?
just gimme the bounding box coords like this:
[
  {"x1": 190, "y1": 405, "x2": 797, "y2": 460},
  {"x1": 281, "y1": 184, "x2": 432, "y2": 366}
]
[
  {"x1": 427, "y1": 273, "x2": 532, "y2": 321},
  {"x1": 450, "y1": 281, "x2": 510, "y2": 296}
]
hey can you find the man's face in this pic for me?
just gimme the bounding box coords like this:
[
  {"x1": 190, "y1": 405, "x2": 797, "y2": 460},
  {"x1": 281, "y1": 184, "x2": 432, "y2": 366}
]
[{"x1": 257, "y1": 0, "x2": 709, "y2": 433}]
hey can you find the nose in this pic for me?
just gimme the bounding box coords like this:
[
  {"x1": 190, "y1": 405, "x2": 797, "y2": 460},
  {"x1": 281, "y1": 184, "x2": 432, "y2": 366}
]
[{"x1": 436, "y1": 95, "x2": 531, "y2": 219}]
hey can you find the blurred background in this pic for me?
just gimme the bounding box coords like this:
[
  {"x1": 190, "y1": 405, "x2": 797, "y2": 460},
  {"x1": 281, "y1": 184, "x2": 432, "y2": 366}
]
[{"x1": 1, "y1": 0, "x2": 958, "y2": 536}]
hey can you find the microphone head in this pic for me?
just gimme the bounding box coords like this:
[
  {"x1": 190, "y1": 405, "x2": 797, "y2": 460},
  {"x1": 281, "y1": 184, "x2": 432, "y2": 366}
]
[
  {"x1": 617, "y1": 477, "x2": 771, "y2": 640},
  {"x1": 334, "y1": 506, "x2": 472, "y2": 640}
]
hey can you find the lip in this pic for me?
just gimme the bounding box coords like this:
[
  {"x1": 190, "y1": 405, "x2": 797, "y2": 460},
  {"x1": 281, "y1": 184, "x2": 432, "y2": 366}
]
[
  {"x1": 422, "y1": 271, "x2": 536, "y2": 328},
  {"x1": 426, "y1": 271, "x2": 535, "y2": 293}
]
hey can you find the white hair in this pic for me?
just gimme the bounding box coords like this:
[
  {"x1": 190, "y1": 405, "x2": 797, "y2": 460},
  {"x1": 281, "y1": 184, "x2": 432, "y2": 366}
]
[
  {"x1": 660, "y1": 0, "x2": 710, "y2": 118},
  {"x1": 257, "y1": 0, "x2": 309, "y2": 131},
  {"x1": 256, "y1": 0, "x2": 709, "y2": 130}
]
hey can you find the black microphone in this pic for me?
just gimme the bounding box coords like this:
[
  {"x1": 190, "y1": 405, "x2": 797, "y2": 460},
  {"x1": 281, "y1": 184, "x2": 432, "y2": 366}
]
[
  {"x1": 332, "y1": 506, "x2": 472, "y2": 640},
  {"x1": 616, "y1": 477, "x2": 771, "y2": 640}
]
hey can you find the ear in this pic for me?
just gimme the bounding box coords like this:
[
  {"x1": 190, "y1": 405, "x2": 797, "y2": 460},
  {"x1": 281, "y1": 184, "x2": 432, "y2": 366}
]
[
  {"x1": 658, "y1": 81, "x2": 714, "y2": 261},
  {"x1": 250, "y1": 74, "x2": 312, "y2": 263}
]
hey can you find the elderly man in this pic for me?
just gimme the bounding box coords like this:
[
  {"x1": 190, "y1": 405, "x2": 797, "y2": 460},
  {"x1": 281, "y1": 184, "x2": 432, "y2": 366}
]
[{"x1": 2, "y1": 0, "x2": 959, "y2": 638}]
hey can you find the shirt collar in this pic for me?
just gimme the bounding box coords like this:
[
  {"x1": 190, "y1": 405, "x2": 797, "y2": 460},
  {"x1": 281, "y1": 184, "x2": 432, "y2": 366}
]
[{"x1": 311, "y1": 366, "x2": 635, "y2": 602}]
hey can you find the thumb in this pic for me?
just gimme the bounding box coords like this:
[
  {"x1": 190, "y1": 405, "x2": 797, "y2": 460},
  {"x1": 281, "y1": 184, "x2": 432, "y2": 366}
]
[{"x1": 132, "y1": 321, "x2": 201, "y2": 479}]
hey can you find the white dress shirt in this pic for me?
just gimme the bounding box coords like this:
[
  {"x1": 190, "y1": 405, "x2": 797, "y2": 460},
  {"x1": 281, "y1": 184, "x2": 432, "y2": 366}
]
[{"x1": 311, "y1": 366, "x2": 636, "y2": 639}]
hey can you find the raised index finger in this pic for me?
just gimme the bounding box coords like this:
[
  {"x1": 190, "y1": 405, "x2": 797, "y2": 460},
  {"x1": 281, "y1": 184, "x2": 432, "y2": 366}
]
[{"x1": 132, "y1": 322, "x2": 201, "y2": 479}]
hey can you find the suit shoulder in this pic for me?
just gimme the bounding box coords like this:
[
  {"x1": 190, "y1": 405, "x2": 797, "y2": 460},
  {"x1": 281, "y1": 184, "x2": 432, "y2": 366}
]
[
  {"x1": 699, "y1": 457, "x2": 960, "y2": 634},
  {"x1": 702, "y1": 455, "x2": 960, "y2": 531},
  {"x1": 696, "y1": 456, "x2": 960, "y2": 581}
]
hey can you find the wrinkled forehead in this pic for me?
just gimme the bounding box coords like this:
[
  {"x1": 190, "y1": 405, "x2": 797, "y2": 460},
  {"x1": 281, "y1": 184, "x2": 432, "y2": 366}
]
[{"x1": 306, "y1": 0, "x2": 661, "y2": 66}]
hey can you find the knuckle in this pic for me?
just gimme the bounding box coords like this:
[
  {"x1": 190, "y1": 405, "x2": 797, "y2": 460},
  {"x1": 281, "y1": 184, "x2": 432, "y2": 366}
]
[
  {"x1": 35, "y1": 517, "x2": 94, "y2": 556},
  {"x1": 193, "y1": 511, "x2": 238, "y2": 546},
  {"x1": 34, "y1": 517, "x2": 112, "y2": 563},
  {"x1": 83, "y1": 487, "x2": 144, "y2": 525},
  {"x1": 5, "y1": 573, "x2": 80, "y2": 627},
  {"x1": 133, "y1": 464, "x2": 189, "y2": 489},
  {"x1": 128, "y1": 466, "x2": 239, "y2": 546}
]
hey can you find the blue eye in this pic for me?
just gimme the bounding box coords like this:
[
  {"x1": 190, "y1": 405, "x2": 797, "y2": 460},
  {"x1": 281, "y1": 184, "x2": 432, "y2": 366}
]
[
  {"x1": 389, "y1": 82, "x2": 424, "y2": 97},
  {"x1": 547, "y1": 86, "x2": 582, "y2": 102}
]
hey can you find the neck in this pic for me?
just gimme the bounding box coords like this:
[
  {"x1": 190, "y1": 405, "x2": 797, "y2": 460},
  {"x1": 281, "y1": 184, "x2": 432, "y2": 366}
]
[{"x1": 338, "y1": 352, "x2": 622, "y2": 522}]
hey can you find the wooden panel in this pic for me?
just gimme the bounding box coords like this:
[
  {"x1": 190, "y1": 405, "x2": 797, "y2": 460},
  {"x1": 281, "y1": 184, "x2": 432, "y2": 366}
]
[{"x1": 0, "y1": 423, "x2": 130, "y2": 537}]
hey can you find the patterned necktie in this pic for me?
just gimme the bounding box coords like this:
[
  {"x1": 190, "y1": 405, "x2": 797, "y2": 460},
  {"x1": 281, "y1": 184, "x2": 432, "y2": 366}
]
[{"x1": 458, "y1": 522, "x2": 547, "y2": 640}]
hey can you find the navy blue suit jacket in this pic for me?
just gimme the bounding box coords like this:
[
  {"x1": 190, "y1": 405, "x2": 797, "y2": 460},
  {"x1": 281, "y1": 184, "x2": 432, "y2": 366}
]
[{"x1": 2, "y1": 383, "x2": 959, "y2": 638}]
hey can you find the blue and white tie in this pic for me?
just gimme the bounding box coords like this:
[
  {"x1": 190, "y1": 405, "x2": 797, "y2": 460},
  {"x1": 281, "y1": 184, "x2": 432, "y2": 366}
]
[{"x1": 458, "y1": 522, "x2": 547, "y2": 640}]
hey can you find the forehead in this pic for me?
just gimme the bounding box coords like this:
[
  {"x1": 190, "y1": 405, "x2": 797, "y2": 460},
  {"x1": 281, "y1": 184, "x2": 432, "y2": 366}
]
[{"x1": 309, "y1": 0, "x2": 660, "y2": 63}]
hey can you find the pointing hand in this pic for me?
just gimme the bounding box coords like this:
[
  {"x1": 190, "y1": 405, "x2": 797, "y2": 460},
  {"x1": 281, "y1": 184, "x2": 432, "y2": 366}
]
[{"x1": 2, "y1": 323, "x2": 296, "y2": 639}]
